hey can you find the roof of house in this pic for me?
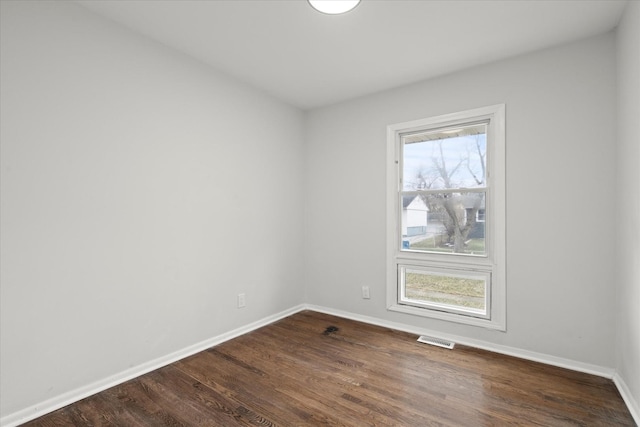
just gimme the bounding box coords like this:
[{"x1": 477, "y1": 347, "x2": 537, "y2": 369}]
[{"x1": 403, "y1": 195, "x2": 429, "y2": 210}]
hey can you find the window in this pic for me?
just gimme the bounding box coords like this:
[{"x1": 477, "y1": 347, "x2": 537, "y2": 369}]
[{"x1": 386, "y1": 105, "x2": 506, "y2": 330}]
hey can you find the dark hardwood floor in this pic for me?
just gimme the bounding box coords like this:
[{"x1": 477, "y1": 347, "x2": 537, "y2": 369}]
[{"x1": 23, "y1": 310, "x2": 635, "y2": 426}]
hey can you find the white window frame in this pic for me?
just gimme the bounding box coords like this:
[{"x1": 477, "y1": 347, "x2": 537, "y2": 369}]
[
  {"x1": 476, "y1": 209, "x2": 486, "y2": 223},
  {"x1": 386, "y1": 104, "x2": 506, "y2": 330}
]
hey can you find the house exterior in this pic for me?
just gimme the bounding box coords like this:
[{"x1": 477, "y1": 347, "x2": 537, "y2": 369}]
[
  {"x1": 402, "y1": 195, "x2": 428, "y2": 237},
  {"x1": 462, "y1": 195, "x2": 486, "y2": 239}
]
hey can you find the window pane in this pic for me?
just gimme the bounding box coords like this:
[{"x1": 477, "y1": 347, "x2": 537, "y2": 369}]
[
  {"x1": 401, "y1": 192, "x2": 485, "y2": 256},
  {"x1": 401, "y1": 267, "x2": 488, "y2": 316},
  {"x1": 402, "y1": 123, "x2": 487, "y2": 191}
]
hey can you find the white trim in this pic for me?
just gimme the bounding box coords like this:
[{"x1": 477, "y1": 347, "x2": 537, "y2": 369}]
[
  {"x1": 0, "y1": 305, "x2": 306, "y2": 427},
  {"x1": 305, "y1": 304, "x2": 615, "y2": 378},
  {"x1": 613, "y1": 372, "x2": 640, "y2": 425},
  {"x1": 3, "y1": 304, "x2": 636, "y2": 426},
  {"x1": 388, "y1": 302, "x2": 502, "y2": 330}
]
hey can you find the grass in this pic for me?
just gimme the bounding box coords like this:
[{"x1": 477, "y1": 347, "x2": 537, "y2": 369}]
[
  {"x1": 410, "y1": 237, "x2": 485, "y2": 255},
  {"x1": 405, "y1": 272, "x2": 485, "y2": 310}
]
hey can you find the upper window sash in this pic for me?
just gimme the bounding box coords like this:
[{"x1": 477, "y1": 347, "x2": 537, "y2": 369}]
[{"x1": 396, "y1": 120, "x2": 490, "y2": 259}]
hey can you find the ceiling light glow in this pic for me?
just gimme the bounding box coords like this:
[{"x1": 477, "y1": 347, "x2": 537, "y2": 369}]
[{"x1": 308, "y1": 0, "x2": 361, "y2": 15}]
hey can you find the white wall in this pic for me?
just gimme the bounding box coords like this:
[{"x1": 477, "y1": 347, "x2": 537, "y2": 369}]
[
  {"x1": 305, "y1": 34, "x2": 618, "y2": 367},
  {"x1": 0, "y1": 0, "x2": 304, "y2": 418},
  {"x1": 2, "y1": 0, "x2": 636, "y2": 423},
  {"x1": 615, "y1": 0, "x2": 640, "y2": 417}
]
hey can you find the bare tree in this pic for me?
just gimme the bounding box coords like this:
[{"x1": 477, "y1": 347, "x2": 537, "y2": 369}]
[{"x1": 414, "y1": 135, "x2": 485, "y2": 253}]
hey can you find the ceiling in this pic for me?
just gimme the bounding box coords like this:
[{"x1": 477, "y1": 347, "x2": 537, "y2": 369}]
[{"x1": 76, "y1": 0, "x2": 628, "y2": 110}]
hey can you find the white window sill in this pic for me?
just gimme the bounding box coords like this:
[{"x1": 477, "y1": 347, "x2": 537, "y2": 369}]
[{"x1": 387, "y1": 303, "x2": 506, "y2": 331}]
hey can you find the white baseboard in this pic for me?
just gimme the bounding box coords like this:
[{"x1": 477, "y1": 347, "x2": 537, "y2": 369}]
[
  {"x1": 0, "y1": 304, "x2": 306, "y2": 427},
  {"x1": 613, "y1": 372, "x2": 640, "y2": 425},
  {"x1": 305, "y1": 304, "x2": 616, "y2": 378},
  {"x1": 306, "y1": 304, "x2": 640, "y2": 425},
  {"x1": 3, "y1": 304, "x2": 638, "y2": 426}
]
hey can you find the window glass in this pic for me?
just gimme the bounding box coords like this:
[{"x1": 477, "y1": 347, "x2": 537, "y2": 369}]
[
  {"x1": 400, "y1": 122, "x2": 488, "y2": 257},
  {"x1": 400, "y1": 266, "x2": 489, "y2": 318},
  {"x1": 401, "y1": 192, "x2": 486, "y2": 255},
  {"x1": 402, "y1": 124, "x2": 487, "y2": 191}
]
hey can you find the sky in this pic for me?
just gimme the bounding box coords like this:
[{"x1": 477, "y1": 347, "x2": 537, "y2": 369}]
[{"x1": 402, "y1": 133, "x2": 487, "y2": 191}]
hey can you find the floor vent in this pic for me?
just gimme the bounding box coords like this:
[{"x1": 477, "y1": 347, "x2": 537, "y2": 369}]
[{"x1": 417, "y1": 335, "x2": 455, "y2": 349}]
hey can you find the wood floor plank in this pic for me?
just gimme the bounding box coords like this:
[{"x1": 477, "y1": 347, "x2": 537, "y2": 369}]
[
  {"x1": 228, "y1": 331, "x2": 459, "y2": 425},
  {"x1": 176, "y1": 350, "x2": 324, "y2": 425},
  {"x1": 140, "y1": 367, "x2": 259, "y2": 426},
  {"x1": 21, "y1": 311, "x2": 636, "y2": 426}
]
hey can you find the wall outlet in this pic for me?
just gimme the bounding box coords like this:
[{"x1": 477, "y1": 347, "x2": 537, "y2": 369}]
[
  {"x1": 362, "y1": 286, "x2": 370, "y2": 299},
  {"x1": 237, "y1": 293, "x2": 246, "y2": 308}
]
